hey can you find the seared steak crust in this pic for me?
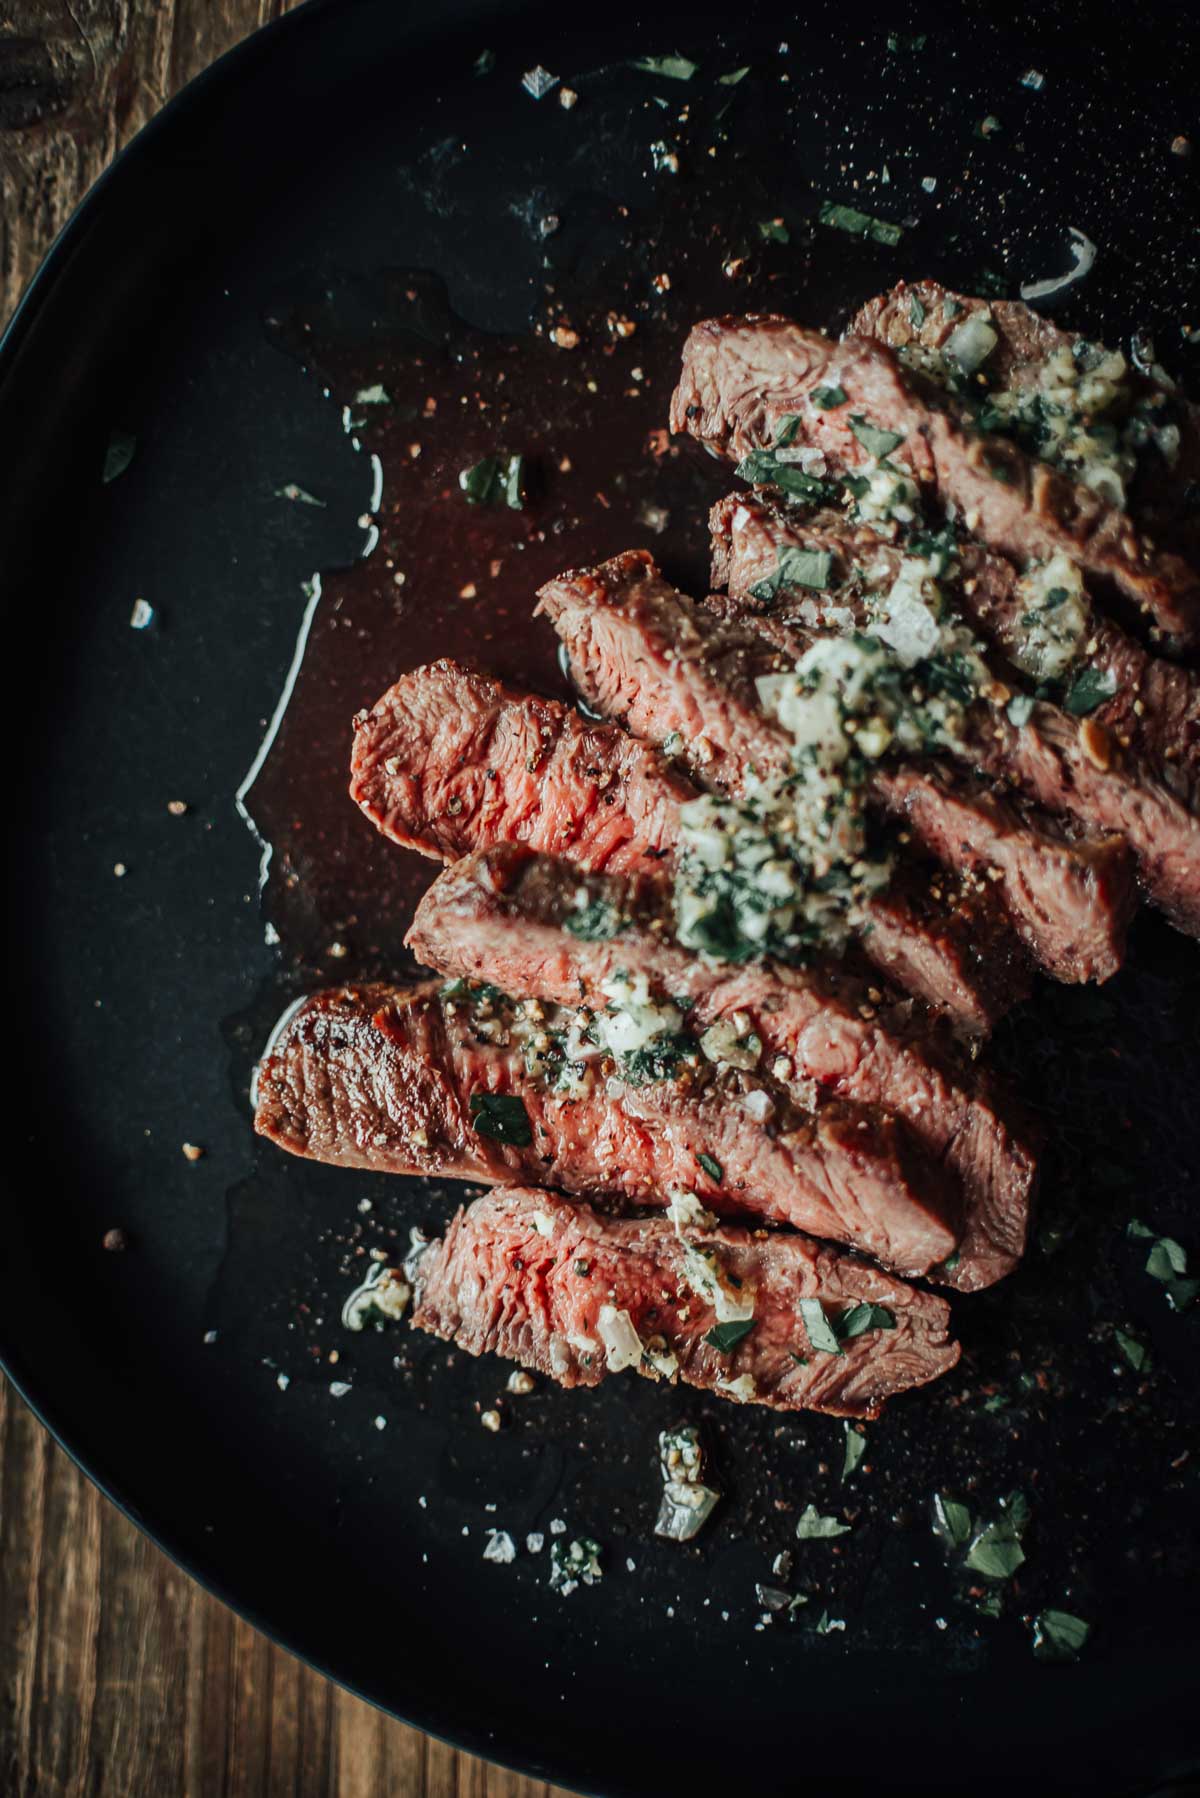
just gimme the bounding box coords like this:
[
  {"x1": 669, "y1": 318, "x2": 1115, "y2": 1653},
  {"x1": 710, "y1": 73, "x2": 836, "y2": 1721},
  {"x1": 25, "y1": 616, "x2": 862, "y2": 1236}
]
[
  {"x1": 407, "y1": 847, "x2": 1037, "y2": 1291},
  {"x1": 711, "y1": 494, "x2": 1200, "y2": 936},
  {"x1": 254, "y1": 981, "x2": 960, "y2": 1276},
  {"x1": 539, "y1": 547, "x2": 1129, "y2": 985},
  {"x1": 355, "y1": 652, "x2": 1027, "y2": 1034},
  {"x1": 672, "y1": 314, "x2": 1200, "y2": 646},
  {"x1": 411, "y1": 1187, "x2": 961, "y2": 1419},
  {"x1": 350, "y1": 659, "x2": 691, "y2": 875}
]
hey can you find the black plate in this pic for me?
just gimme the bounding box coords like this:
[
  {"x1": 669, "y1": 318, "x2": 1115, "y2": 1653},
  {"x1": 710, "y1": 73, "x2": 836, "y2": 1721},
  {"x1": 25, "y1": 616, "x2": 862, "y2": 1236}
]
[{"x1": 3, "y1": 2, "x2": 1200, "y2": 1791}]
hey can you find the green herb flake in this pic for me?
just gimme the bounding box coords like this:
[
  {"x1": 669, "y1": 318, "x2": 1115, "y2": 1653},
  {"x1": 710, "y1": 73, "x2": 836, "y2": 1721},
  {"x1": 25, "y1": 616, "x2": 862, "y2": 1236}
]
[
  {"x1": 735, "y1": 450, "x2": 835, "y2": 504},
  {"x1": 697, "y1": 1151, "x2": 724, "y2": 1183},
  {"x1": 842, "y1": 1423, "x2": 867, "y2": 1481},
  {"x1": 1126, "y1": 1217, "x2": 1155, "y2": 1240},
  {"x1": 1063, "y1": 665, "x2": 1117, "y2": 717},
  {"x1": 103, "y1": 431, "x2": 137, "y2": 484},
  {"x1": 909, "y1": 293, "x2": 926, "y2": 329},
  {"x1": 474, "y1": 48, "x2": 495, "y2": 76},
  {"x1": 931, "y1": 1493, "x2": 973, "y2": 1549},
  {"x1": 1007, "y1": 693, "x2": 1036, "y2": 727},
  {"x1": 1114, "y1": 1327, "x2": 1150, "y2": 1372},
  {"x1": 849, "y1": 415, "x2": 905, "y2": 458},
  {"x1": 811, "y1": 384, "x2": 848, "y2": 410},
  {"x1": 795, "y1": 1503, "x2": 851, "y2": 1540},
  {"x1": 817, "y1": 201, "x2": 903, "y2": 247},
  {"x1": 719, "y1": 65, "x2": 750, "y2": 85},
  {"x1": 564, "y1": 896, "x2": 627, "y2": 942},
  {"x1": 574, "y1": 1258, "x2": 591, "y2": 1276},
  {"x1": 774, "y1": 415, "x2": 802, "y2": 448},
  {"x1": 974, "y1": 114, "x2": 1003, "y2": 139},
  {"x1": 468, "y1": 1090, "x2": 533, "y2": 1146},
  {"x1": 459, "y1": 453, "x2": 527, "y2": 510},
  {"x1": 631, "y1": 52, "x2": 697, "y2": 80},
  {"x1": 758, "y1": 218, "x2": 790, "y2": 244},
  {"x1": 963, "y1": 1494, "x2": 1029, "y2": 1581},
  {"x1": 749, "y1": 545, "x2": 835, "y2": 601},
  {"x1": 275, "y1": 483, "x2": 326, "y2": 507},
  {"x1": 353, "y1": 383, "x2": 392, "y2": 405},
  {"x1": 887, "y1": 31, "x2": 928, "y2": 52},
  {"x1": 1032, "y1": 1609, "x2": 1090, "y2": 1664},
  {"x1": 705, "y1": 1317, "x2": 756, "y2": 1353},
  {"x1": 943, "y1": 297, "x2": 963, "y2": 321},
  {"x1": 1139, "y1": 1231, "x2": 1198, "y2": 1310},
  {"x1": 837, "y1": 1302, "x2": 897, "y2": 1341},
  {"x1": 798, "y1": 1297, "x2": 843, "y2": 1356}
]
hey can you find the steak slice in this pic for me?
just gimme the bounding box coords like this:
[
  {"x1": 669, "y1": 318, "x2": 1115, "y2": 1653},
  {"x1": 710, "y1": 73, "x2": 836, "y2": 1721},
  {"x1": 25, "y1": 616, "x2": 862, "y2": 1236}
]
[
  {"x1": 670, "y1": 314, "x2": 1200, "y2": 648},
  {"x1": 410, "y1": 1187, "x2": 960, "y2": 1419},
  {"x1": 712, "y1": 493, "x2": 1200, "y2": 936},
  {"x1": 407, "y1": 845, "x2": 1037, "y2": 1291},
  {"x1": 356, "y1": 652, "x2": 1027, "y2": 1034},
  {"x1": 254, "y1": 981, "x2": 960, "y2": 1276},
  {"x1": 538, "y1": 547, "x2": 1128, "y2": 984},
  {"x1": 851, "y1": 279, "x2": 1200, "y2": 573},
  {"x1": 350, "y1": 659, "x2": 692, "y2": 875}
]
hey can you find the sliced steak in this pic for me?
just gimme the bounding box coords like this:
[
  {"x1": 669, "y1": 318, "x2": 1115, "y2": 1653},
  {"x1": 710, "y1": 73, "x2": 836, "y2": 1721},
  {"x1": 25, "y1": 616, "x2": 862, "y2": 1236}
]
[
  {"x1": 539, "y1": 547, "x2": 1127, "y2": 984},
  {"x1": 671, "y1": 314, "x2": 1200, "y2": 648},
  {"x1": 410, "y1": 1187, "x2": 960, "y2": 1419},
  {"x1": 407, "y1": 846, "x2": 1037, "y2": 1291},
  {"x1": 712, "y1": 493, "x2": 1200, "y2": 936},
  {"x1": 357, "y1": 651, "x2": 1027, "y2": 1034},
  {"x1": 851, "y1": 279, "x2": 1200, "y2": 571},
  {"x1": 254, "y1": 981, "x2": 960, "y2": 1276},
  {"x1": 350, "y1": 659, "x2": 692, "y2": 875}
]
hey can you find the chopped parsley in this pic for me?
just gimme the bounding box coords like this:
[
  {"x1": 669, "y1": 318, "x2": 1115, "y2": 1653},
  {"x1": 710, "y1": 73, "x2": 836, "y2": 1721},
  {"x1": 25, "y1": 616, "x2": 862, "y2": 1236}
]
[
  {"x1": 811, "y1": 384, "x2": 847, "y2": 410},
  {"x1": 795, "y1": 1503, "x2": 851, "y2": 1540},
  {"x1": 1063, "y1": 665, "x2": 1116, "y2": 716},
  {"x1": 817, "y1": 200, "x2": 903, "y2": 247},
  {"x1": 842, "y1": 1423, "x2": 867, "y2": 1481},
  {"x1": 1114, "y1": 1326, "x2": 1151, "y2": 1372},
  {"x1": 886, "y1": 31, "x2": 928, "y2": 51},
  {"x1": 102, "y1": 430, "x2": 137, "y2": 484},
  {"x1": 619, "y1": 1032, "x2": 694, "y2": 1084},
  {"x1": 564, "y1": 896, "x2": 627, "y2": 941},
  {"x1": 837, "y1": 1302, "x2": 897, "y2": 1340},
  {"x1": 473, "y1": 48, "x2": 495, "y2": 76},
  {"x1": 1129, "y1": 1221, "x2": 1199, "y2": 1311},
  {"x1": 697, "y1": 1152, "x2": 724, "y2": 1183},
  {"x1": 931, "y1": 1494, "x2": 973, "y2": 1549},
  {"x1": 631, "y1": 52, "x2": 697, "y2": 79},
  {"x1": 704, "y1": 1317, "x2": 756, "y2": 1353},
  {"x1": 735, "y1": 449, "x2": 836, "y2": 504},
  {"x1": 849, "y1": 415, "x2": 905, "y2": 458},
  {"x1": 758, "y1": 218, "x2": 790, "y2": 244},
  {"x1": 458, "y1": 453, "x2": 526, "y2": 509},
  {"x1": 798, "y1": 1297, "x2": 843, "y2": 1355},
  {"x1": 468, "y1": 1091, "x2": 533, "y2": 1146},
  {"x1": 909, "y1": 293, "x2": 926, "y2": 329},
  {"x1": 749, "y1": 545, "x2": 835, "y2": 600},
  {"x1": 1032, "y1": 1609, "x2": 1090, "y2": 1663},
  {"x1": 718, "y1": 65, "x2": 750, "y2": 85},
  {"x1": 799, "y1": 1297, "x2": 895, "y2": 1355}
]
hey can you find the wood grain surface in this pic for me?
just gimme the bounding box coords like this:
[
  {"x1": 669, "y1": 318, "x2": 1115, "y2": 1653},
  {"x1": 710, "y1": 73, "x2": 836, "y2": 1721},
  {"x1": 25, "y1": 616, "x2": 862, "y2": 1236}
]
[{"x1": 0, "y1": 5, "x2": 581, "y2": 1794}]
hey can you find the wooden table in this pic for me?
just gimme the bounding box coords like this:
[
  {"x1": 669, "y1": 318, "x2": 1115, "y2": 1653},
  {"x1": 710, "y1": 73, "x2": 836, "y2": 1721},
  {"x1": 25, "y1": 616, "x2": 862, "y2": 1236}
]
[{"x1": 0, "y1": 7, "x2": 579, "y2": 1793}]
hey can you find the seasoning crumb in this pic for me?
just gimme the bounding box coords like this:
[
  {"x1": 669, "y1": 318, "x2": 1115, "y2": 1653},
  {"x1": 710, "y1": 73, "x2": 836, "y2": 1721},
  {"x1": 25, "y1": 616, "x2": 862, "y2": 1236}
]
[
  {"x1": 1171, "y1": 134, "x2": 1192, "y2": 158},
  {"x1": 181, "y1": 1142, "x2": 205, "y2": 1162},
  {"x1": 551, "y1": 325, "x2": 580, "y2": 350},
  {"x1": 652, "y1": 272, "x2": 672, "y2": 293},
  {"x1": 481, "y1": 1408, "x2": 502, "y2": 1432},
  {"x1": 327, "y1": 941, "x2": 349, "y2": 960},
  {"x1": 521, "y1": 65, "x2": 559, "y2": 100},
  {"x1": 166, "y1": 800, "x2": 189, "y2": 816},
  {"x1": 374, "y1": 1415, "x2": 387, "y2": 1430},
  {"x1": 559, "y1": 86, "x2": 577, "y2": 109},
  {"x1": 460, "y1": 582, "x2": 478, "y2": 600},
  {"x1": 277, "y1": 1372, "x2": 290, "y2": 1391},
  {"x1": 129, "y1": 598, "x2": 154, "y2": 630},
  {"x1": 506, "y1": 1369, "x2": 536, "y2": 1395},
  {"x1": 329, "y1": 1380, "x2": 352, "y2": 1398},
  {"x1": 102, "y1": 1227, "x2": 128, "y2": 1252},
  {"x1": 113, "y1": 862, "x2": 127, "y2": 878}
]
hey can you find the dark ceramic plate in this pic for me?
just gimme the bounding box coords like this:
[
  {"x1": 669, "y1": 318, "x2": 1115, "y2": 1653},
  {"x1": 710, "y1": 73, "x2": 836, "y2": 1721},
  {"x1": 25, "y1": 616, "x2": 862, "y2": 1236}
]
[{"x1": 3, "y1": 2, "x2": 1199, "y2": 1791}]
